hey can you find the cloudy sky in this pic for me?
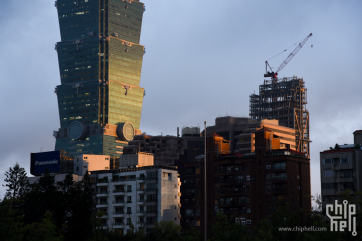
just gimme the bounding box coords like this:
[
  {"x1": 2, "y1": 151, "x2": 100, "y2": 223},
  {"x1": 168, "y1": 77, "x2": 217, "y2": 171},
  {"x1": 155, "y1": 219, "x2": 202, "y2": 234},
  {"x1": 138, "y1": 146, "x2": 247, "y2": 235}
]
[{"x1": 1, "y1": 0, "x2": 362, "y2": 199}]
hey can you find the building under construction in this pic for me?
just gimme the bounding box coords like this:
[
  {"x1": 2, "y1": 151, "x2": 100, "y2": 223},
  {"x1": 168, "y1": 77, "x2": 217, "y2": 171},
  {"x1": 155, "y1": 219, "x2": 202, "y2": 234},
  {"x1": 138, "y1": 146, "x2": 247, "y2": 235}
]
[{"x1": 249, "y1": 76, "x2": 310, "y2": 157}]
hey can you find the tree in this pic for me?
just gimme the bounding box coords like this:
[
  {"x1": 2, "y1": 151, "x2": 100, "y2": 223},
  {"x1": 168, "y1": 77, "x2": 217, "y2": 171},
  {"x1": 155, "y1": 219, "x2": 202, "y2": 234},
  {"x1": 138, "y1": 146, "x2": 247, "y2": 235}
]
[
  {"x1": 209, "y1": 212, "x2": 247, "y2": 241},
  {"x1": 22, "y1": 210, "x2": 64, "y2": 241},
  {"x1": 2, "y1": 163, "x2": 27, "y2": 207},
  {"x1": 149, "y1": 221, "x2": 181, "y2": 241}
]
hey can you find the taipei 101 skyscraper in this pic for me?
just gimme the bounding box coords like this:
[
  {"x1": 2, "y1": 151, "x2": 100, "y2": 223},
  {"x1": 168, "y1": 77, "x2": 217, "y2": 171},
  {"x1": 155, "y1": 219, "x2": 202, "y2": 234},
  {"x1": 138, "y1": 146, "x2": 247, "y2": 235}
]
[{"x1": 53, "y1": 0, "x2": 145, "y2": 157}]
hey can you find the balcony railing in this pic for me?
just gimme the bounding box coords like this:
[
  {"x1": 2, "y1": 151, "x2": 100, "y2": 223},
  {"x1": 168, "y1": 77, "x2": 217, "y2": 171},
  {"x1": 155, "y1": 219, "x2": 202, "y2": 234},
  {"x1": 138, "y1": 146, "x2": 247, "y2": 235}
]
[
  {"x1": 137, "y1": 188, "x2": 145, "y2": 191},
  {"x1": 113, "y1": 189, "x2": 125, "y2": 193},
  {"x1": 145, "y1": 188, "x2": 158, "y2": 192},
  {"x1": 114, "y1": 211, "x2": 124, "y2": 215},
  {"x1": 97, "y1": 179, "x2": 109, "y2": 184},
  {"x1": 272, "y1": 176, "x2": 287, "y2": 181},
  {"x1": 138, "y1": 199, "x2": 145, "y2": 202},
  {"x1": 113, "y1": 200, "x2": 125, "y2": 204}
]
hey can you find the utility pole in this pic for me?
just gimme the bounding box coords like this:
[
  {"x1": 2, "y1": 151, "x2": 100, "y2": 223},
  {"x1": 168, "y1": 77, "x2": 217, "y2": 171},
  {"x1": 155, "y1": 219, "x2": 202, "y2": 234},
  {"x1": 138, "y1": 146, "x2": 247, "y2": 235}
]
[{"x1": 204, "y1": 121, "x2": 207, "y2": 241}]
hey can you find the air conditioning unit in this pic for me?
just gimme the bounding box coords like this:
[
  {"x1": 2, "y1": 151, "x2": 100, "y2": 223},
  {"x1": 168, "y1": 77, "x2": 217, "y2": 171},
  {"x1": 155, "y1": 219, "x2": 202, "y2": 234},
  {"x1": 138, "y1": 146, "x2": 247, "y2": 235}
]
[{"x1": 266, "y1": 165, "x2": 271, "y2": 169}]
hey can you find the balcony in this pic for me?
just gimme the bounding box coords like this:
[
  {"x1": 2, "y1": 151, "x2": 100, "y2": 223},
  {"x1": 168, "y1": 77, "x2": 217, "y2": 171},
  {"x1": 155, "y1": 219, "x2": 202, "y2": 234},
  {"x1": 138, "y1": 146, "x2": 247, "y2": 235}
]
[
  {"x1": 137, "y1": 176, "x2": 146, "y2": 181},
  {"x1": 96, "y1": 202, "x2": 108, "y2": 208},
  {"x1": 272, "y1": 188, "x2": 288, "y2": 193},
  {"x1": 113, "y1": 211, "x2": 125, "y2": 216},
  {"x1": 97, "y1": 179, "x2": 109, "y2": 186},
  {"x1": 146, "y1": 188, "x2": 158, "y2": 192},
  {"x1": 137, "y1": 210, "x2": 145, "y2": 214},
  {"x1": 97, "y1": 191, "x2": 108, "y2": 197},
  {"x1": 146, "y1": 210, "x2": 158, "y2": 213},
  {"x1": 137, "y1": 188, "x2": 145, "y2": 192},
  {"x1": 113, "y1": 189, "x2": 125, "y2": 194},
  {"x1": 146, "y1": 199, "x2": 158, "y2": 203},
  {"x1": 112, "y1": 200, "x2": 125, "y2": 206},
  {"x1": 113, "y1": 222, "x2": 124, "y2": 227},
  {"x1": 127, "y1": 189, "x2": 133, "y2": 193},
  {"x1": 322, "y1": 189, "x2": 336, "y2": 196},
  {"x1": 138, "y1": 199, "x2": 145, "y2": 203},
  {"x1": 272, "y1": 176, "x2": 287, "y2": 181}
]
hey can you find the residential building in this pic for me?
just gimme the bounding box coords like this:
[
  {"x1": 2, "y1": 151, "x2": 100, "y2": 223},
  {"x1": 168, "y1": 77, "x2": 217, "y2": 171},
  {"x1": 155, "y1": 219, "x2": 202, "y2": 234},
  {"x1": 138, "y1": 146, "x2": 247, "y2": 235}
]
[
  {"x1": 90, "y1": 153, "x2": 181, "y2": 234},
  {"x1": 183, "y1": 128, "x2": 310, "y2": 234},
  {"x1": 320, "y1": 130, "x2": 362, "y2": 212},
  {"x1": 123, "y1": 127, "x2": 204, "y2": 165},
  {"x1": 53, "y1": 0, "x2": 146, "y2": 157}
]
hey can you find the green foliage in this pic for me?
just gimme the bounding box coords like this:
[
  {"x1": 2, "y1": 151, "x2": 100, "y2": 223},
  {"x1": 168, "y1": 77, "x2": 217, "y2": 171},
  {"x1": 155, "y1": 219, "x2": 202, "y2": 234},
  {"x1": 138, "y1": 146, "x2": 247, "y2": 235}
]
[
  {"x1": 149, "y1": 221, "x2": 181, "y2": 241},
  {"x1": 22, "y1": 211, "x2": 64, "y2": 241},
  {"x1": 210, "y1": 212, "x2": 247, "y2": 241},
  {"x1": 2, "y1": 162, "x2": 27, "y2": 207},
  {"x1": 0, "y1": 199, "x2": 23, "y2": 241}
]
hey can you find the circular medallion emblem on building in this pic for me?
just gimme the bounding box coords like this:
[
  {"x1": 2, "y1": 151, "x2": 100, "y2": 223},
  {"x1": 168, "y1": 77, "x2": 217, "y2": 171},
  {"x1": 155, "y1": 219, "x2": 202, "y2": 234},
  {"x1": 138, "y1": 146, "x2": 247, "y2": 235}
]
[
  {"x1": 68, "y1": 121, "x2": 86, "y2": 140},
  {"x1": 116, "y1": 122, "x2": 135, "y2": 141}
]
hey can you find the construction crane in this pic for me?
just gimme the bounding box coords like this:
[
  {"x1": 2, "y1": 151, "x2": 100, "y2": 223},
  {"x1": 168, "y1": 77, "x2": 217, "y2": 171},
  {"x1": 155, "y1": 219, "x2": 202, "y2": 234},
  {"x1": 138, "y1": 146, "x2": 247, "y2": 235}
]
[{"x1": 264, "y1": 33, "x2": 313, "y2": 82}]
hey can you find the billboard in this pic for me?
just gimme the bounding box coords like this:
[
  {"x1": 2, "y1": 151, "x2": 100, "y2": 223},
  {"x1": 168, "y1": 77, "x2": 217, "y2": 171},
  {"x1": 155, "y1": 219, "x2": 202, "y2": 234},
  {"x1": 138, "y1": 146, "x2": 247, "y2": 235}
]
[{"x1": 30, "y1": 151, "x2": 61, "y2": 176}]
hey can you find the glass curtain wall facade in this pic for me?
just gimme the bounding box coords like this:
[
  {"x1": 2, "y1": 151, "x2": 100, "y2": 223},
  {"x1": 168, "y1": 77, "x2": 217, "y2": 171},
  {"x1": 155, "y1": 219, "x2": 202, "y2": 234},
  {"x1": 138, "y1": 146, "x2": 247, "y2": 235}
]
[{"x1": 53, "y1": 0, "x2": 145, "y2": 157}]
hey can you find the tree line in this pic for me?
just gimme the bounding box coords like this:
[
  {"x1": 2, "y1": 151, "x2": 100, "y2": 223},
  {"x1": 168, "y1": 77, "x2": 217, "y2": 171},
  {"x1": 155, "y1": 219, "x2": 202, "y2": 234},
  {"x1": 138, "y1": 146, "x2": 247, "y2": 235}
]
[{"x1": 1, "y1": 163, "x2": 361, "y2": 241}]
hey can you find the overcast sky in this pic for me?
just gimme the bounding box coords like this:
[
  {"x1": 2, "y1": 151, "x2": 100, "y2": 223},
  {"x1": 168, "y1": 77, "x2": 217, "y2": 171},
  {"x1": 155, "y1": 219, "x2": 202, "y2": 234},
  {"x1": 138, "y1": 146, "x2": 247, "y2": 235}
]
[{"x1": 1, "y1": 0, "x2": 362, "y2": 199}]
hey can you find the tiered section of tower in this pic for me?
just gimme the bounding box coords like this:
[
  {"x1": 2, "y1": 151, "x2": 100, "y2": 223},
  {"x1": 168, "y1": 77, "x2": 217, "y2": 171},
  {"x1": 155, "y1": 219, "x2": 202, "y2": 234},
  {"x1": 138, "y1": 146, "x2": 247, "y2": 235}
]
[
  {"x1": 53, "y1": 0, "x2": 145, "y2": 157},
  {"x1": 249, "y1": 77, "x2": 310, "y2": 158}
]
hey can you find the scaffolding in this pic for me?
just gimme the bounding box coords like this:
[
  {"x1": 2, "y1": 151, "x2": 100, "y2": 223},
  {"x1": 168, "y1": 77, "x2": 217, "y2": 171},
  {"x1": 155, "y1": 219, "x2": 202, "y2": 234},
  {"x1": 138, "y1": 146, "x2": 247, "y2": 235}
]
[{"x1": 249, "y1": 76, "x2": 310, "y2": 158}]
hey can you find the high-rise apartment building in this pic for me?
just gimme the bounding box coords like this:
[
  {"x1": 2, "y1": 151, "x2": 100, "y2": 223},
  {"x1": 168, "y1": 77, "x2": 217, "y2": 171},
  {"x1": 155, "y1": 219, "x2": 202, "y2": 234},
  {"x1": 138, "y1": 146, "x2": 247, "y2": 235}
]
[
  {"x1": 53, "y1": 0, "x2": 146, "y2": 156},
  {"x1": 320, "y1": 131, "x2": 362, "y2": 212},
  {"x1": 90, "y1": 162, "x2": 181, "y2": 234},
  {"x1": 183, "y1": 129, "x2": 310, "y2": 234},
  {"x1": 250, "y1": 77, "x2": 310, "y2": 157}
]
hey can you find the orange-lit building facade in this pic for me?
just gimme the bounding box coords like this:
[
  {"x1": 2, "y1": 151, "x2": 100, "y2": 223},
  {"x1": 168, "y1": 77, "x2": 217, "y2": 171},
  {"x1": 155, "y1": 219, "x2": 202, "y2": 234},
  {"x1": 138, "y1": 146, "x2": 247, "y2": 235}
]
[{"x1": 182, "y1": 128, "x2": 311, "y2": 235}]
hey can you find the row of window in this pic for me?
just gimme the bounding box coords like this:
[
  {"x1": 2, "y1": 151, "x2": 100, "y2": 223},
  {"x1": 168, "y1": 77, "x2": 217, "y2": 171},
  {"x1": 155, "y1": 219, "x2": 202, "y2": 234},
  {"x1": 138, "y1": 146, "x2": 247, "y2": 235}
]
[
  {"x1": 322, "y1": 157, "x2": 350, "y2": 164},
  {"x1": 322, "y1": 170, "x2": 354, "y2": 178},
  {"x1": 322, "y1": 182, "x2": 355, "y2": 190}
]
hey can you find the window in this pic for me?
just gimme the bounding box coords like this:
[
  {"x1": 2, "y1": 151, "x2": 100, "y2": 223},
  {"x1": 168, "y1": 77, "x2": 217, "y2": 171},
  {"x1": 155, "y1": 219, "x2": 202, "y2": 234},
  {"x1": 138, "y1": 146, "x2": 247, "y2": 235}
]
[
  {"x1": 322, "y1": 183, "x2": 335, "y2": 189},
  {"x1": 127, "y1": 196, "x2": 132, "y2": 203},
  {"x1": 246, "y1": 198, "x2": 251, "y2": 203},
  {"x1": 340, "y1": 157, "x2": 350, "y2": 163},
  {"x1": 272, "y1": 162, "x2": 286, "y2": 169},
  {"x1": 196, "y1": 220, "x2": 200, "y2": 226},
  {"x1": 322, "y1": 170, "x2": 334, "y2": 177},
  {"x1": 127, "y1": 207, "x2": 132, "y2": 214},
  {"x1": 247, "y1": 208, "x2": 251, "y2": 213},
  {"x1": 342, "y1": 183, "x2": 354, "y2": 190},
  {"x1": 342, "y1": 170, "x2": 353, "y2": 178},
  {"x1": 322, "y1": 159, "x2": 333, "y2": 164}
]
